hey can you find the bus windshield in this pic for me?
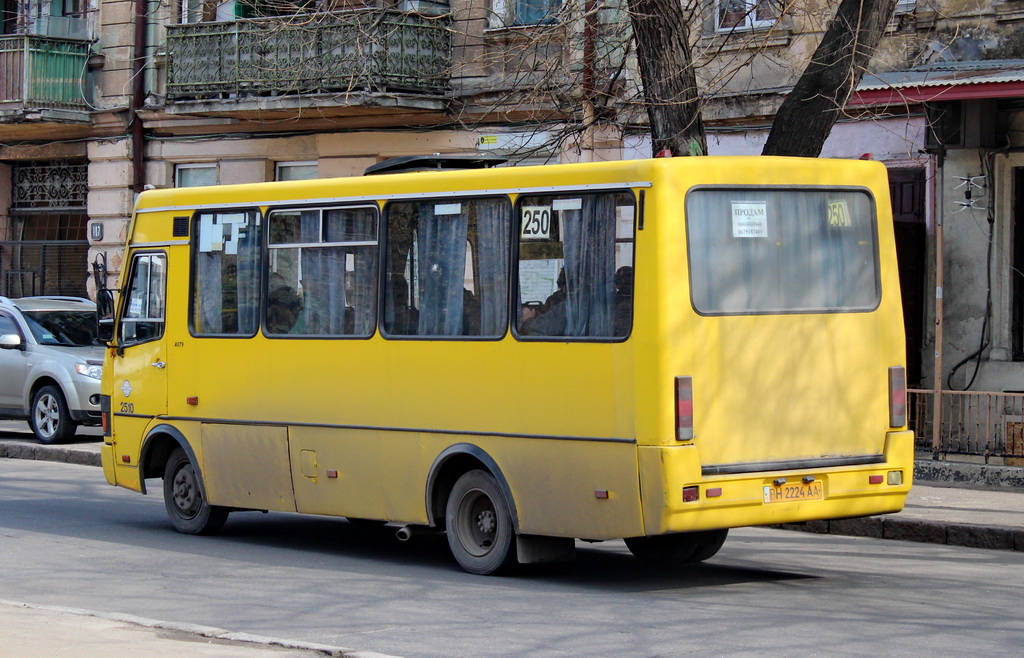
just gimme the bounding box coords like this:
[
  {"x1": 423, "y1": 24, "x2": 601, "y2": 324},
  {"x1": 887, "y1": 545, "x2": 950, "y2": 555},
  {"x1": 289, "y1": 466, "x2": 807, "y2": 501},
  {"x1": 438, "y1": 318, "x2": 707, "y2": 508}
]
[{"x1": 686, "y1": 187, "x2": 880, "y2": 315}]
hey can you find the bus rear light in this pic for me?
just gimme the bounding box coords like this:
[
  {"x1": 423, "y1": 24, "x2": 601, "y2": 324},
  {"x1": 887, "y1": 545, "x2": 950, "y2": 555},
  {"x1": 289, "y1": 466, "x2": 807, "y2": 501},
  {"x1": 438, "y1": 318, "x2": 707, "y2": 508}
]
[
  {"x1": 889, "y1": 366, "x2": 907, "y2": 427},
  {"x1": 706, "y1": 487, "x2": 723, "y2": 498},
  {"x1": 121, "y1": 455, "x2": 131, "y2": 464},
  {"x1": 869, "y1": 475, "x2": 884, "y2": 484},
  {"x1": 682, "y1": 486, "x2": 699, "y2": 502},
  {"x1": 887, "y1": 471, "x2": 903, "y2": 486},
  {"x1": 675, "y1": 376, "x2": 694, "y2": 441}
]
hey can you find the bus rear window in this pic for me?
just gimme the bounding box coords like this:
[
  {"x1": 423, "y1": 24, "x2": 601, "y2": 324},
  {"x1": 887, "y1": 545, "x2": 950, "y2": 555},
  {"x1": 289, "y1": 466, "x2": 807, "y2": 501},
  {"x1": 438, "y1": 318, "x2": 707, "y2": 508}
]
[{"x1": 686, "y1": 187, "x2": 880, "y2": 315}]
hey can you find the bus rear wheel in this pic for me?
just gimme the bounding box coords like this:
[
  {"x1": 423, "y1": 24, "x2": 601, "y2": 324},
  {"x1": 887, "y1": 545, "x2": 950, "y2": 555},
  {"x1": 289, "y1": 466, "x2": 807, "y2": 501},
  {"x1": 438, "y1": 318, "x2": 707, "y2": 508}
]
[
  {"x1": 163, "y1": 447, "x2": 229, "y2": 535},
  {"x1": 624, "y1": 529, "x2": 728, "y2": 565},
  {"x1": 445, "y1": 470, "x2": 517, "y2": 575}
]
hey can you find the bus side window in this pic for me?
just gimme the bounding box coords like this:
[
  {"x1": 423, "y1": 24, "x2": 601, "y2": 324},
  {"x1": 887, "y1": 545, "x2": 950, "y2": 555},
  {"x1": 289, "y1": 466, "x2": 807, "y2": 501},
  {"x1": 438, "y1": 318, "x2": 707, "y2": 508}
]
[
  {"x1": 516, "y1": 192, "x2": 635, "y2": 339},
  {"x1": 383, "y1": 197, "x2": 510, "y2": 339},
  {"x1": 191, "y1": 210, "x2": 262, "y2": 336},
  {"x1": 265, "y1": 205, "x2": 378, "y2": 337},
  {"x1": 120, "y1": 253, "x2": 166, "y2": 346}
]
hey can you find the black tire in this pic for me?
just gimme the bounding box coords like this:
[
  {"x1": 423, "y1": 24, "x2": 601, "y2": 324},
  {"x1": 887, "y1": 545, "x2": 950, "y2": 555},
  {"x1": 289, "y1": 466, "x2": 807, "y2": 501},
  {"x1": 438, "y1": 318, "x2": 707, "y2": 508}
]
[
  {"x1": 445, "y1": 470, "x2": 517, "y2": 575},
  {"x1": 684, "y1": 529, "x2": 728, "y2": 563},
  {"x1": 163, "y1": 447, "x2": 229, "y2": 535},
  {"x1": 624, "y1": 529, "x2": 728, "y2": 565},
  {"x1": 30, "y1": 385, "x2": 75, "y2": 444}
]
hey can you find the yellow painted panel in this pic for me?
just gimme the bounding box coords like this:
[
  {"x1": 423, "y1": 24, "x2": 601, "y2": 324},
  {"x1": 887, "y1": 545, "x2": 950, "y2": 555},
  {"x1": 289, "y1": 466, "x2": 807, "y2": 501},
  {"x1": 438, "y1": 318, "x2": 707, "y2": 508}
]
[{"x1": 201, "y1": 424, "x2": 297, "y2": 512}]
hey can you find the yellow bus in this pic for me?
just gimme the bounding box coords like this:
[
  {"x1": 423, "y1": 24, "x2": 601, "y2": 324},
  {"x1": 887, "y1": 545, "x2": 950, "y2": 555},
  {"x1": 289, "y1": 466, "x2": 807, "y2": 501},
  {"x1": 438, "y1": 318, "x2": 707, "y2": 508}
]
[{"x1": 98, "y1": 155, "x2": 913, "y2": 575}]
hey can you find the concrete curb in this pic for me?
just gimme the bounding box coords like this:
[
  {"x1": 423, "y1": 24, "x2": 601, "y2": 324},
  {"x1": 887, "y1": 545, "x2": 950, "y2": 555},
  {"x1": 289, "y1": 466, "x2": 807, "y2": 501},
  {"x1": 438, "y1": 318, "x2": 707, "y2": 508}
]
[
  {"x1": 0, "y1": 442, "x2": 100, "y2": 467},
  {"x1": 776, "y1": 516, "x2": 1024, "y2": 552}
]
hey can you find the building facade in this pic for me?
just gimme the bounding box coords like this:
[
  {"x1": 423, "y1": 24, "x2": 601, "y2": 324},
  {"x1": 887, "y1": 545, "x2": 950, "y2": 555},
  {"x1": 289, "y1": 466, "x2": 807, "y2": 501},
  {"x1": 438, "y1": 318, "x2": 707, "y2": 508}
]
[{"x1": 3, "y1": 0, "x2": 1024, "y2": 459}]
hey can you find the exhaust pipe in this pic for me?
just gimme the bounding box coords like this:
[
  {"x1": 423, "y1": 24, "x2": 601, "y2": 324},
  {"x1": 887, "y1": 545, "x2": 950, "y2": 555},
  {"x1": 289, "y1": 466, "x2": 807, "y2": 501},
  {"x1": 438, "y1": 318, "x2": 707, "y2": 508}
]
[{"x1": 396, "y1": 524, "x2": 431, "y2": 541}]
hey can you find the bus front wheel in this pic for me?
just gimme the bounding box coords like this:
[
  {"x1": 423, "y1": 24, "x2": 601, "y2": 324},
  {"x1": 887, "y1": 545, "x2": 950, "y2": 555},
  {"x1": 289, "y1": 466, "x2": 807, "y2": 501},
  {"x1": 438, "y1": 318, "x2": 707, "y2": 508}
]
[
  {"x1": 445, "y1": 470, "x2": 517, "y2": 575},
  {"x1": 624, "y1": 529, "x2": 728, "y2": 565},
  {"x1": 163, "y1": 447, "x2": 229, "y2": 535}
]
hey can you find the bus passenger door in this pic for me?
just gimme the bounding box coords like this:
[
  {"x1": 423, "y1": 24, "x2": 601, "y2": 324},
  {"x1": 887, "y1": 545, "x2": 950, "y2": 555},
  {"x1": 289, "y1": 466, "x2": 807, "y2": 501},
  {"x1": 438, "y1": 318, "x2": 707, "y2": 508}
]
[{"x1": 110, "y1": 252, "x2": 168, "y2": 477}]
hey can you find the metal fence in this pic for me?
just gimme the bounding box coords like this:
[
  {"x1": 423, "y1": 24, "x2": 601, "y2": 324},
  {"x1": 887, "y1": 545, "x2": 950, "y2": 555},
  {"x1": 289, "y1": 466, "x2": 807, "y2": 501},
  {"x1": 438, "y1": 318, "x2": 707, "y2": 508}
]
[
  {"x1": 166, "y1": 10, "x2": 451, "y2": 100},
  {"x1": 909, "y1": 389, "x2": 1024, "y2": 463},
  {"x1": 0, "y1": 35, "x2": 90, "y2": 110}
]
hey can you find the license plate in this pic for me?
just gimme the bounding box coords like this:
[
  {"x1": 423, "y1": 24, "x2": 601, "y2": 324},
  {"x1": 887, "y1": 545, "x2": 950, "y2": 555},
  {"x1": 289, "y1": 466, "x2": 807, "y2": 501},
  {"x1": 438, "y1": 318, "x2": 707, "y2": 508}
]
[{"x1": 763, "y1": 481, "x2": 823, "y2": 504}]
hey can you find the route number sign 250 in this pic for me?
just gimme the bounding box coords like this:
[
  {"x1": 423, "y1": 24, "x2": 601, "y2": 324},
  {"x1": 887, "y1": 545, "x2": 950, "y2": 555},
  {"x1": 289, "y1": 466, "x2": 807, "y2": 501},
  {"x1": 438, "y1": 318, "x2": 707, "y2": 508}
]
[{"x1": 521, "y1": 206, "x2": 552, "y2": 240}]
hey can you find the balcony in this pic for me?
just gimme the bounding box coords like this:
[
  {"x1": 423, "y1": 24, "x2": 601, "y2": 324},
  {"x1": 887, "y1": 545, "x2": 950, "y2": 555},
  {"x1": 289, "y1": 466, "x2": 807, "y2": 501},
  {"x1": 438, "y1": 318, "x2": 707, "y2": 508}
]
[
  {"x1": 164, "y1": 10, "x2": 451, "y2": 122},
  {"x1": 0, "y1": 35, "x2": 91, "y2": 121}
]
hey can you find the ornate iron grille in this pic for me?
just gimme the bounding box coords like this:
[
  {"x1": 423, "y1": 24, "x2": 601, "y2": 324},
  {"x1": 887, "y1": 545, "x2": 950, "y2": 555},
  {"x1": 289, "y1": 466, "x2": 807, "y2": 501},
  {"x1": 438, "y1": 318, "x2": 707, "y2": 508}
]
[
  {"x1": 11, "y1": 162, "x2": 87, "y2": 212},
  {"x1": 166, "y1": 10, "x2": 451, "y2": 100},
  {"x1": 3, "y1": 163, "x2": 90, "y2": 296}
]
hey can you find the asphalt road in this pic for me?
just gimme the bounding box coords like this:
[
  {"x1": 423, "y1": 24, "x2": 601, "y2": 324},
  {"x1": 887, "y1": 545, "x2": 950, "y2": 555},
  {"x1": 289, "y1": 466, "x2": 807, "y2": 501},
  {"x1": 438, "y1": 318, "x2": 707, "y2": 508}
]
[{"x1": 1, "y1": 458, "x2": 1022, "y2": 657}]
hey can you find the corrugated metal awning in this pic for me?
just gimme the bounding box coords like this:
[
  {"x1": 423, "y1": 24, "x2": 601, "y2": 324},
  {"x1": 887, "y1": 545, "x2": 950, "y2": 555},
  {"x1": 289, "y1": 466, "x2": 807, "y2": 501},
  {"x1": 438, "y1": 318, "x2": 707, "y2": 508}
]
[{"x1": 850, "y1": 60, "x2": 1024, "y2": 105}]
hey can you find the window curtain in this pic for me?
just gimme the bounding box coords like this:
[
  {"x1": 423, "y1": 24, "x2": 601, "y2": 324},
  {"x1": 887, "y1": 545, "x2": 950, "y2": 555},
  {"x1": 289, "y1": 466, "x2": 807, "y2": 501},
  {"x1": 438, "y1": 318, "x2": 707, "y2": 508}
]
[
  {"x1": 474, "y1": 199, "x2": 509, "y2": 336},
  {"x1": 561, "y1": 195, "x2": 615, "y2": 337},
  {"x1": 417, "y1": 204, "x2": 468, "y2": 336}
]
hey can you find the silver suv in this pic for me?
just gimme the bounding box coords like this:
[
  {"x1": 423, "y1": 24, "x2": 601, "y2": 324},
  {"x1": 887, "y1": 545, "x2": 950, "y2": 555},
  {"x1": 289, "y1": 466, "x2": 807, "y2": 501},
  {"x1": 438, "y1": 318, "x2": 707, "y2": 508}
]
[{"x1": 0, "y1": 297, "x2": 104, "y2": 443}]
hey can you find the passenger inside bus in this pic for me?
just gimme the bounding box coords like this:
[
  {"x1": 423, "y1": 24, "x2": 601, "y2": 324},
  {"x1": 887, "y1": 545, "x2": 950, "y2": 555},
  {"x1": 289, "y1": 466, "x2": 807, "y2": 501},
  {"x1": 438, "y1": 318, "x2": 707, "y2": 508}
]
[{"x1": 267, "y1": 285, "x2": 303, "y2": 334}]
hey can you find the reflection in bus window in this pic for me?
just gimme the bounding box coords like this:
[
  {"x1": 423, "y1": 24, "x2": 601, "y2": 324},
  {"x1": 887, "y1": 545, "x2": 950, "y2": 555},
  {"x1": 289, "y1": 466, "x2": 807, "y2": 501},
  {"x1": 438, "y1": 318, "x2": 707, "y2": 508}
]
[
  {"x1": 516, "y1": 192, "x2": 635, "y2": 339},
  {"x1": 192, "y1": 210, "x2": 262, "y2": 336},
  {"x1": 686, "y1": 189, "x2": 879, "y2": 314},
  {"x1": 266, "y1": 205, "x2": 378, "y2": 337},
  {"x1": 120, "y1": 252, "x2": 166, "y2": 345},
  {"x1": 384, "y1": 197, "x2": 510, "y2": 338}
]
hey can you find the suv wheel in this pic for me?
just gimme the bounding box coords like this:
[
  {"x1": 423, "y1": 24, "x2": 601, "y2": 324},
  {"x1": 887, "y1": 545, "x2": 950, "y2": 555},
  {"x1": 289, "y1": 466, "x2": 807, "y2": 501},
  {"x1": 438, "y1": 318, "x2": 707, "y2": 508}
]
[{"x1": 31, "y1": 385, "x2": 76, "y2": 444}]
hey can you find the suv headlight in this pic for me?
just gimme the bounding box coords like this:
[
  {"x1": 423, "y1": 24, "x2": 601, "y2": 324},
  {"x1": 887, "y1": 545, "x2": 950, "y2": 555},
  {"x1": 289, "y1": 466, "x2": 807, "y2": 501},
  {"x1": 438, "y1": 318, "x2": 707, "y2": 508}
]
[{"x1": 75, "y1": 363, "x2": 103, "y2": 380}]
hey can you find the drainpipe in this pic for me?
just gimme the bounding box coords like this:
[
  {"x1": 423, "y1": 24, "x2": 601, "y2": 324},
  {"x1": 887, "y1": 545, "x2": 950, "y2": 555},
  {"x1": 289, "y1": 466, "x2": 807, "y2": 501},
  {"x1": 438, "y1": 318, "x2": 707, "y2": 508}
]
[
  {"x1": 131, "y1": 0, "x2": 147, "y2": 193},
  {"x1": 931, "y1": 145, "x2": 945, "y2": 458}
]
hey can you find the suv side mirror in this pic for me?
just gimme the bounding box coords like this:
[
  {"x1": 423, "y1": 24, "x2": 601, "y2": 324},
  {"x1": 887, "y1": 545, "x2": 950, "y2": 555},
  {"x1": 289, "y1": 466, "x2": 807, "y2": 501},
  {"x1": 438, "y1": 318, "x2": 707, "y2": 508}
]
[{"x1": 0, "y1": 333, "x2": 23, "y2": 350}]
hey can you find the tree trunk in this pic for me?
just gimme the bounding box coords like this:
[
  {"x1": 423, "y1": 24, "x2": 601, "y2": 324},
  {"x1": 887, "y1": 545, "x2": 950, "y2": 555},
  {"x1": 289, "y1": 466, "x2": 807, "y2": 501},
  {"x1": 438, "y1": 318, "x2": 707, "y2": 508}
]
[
  {"x1": 762, "y1": 0, "x2": 899, "y2": 157},
  {"x1": 628, "y1": 0, "x2": 707, "y2": 157}
]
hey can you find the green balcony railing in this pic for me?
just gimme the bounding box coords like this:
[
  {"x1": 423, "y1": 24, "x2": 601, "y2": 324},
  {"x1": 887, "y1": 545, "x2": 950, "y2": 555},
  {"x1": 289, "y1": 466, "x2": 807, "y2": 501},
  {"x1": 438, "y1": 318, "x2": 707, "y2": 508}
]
[
  {"x1": 0, "y1": 35, "x2": 90, "y2": 111},
  {"x1": 166, "y1": 10, "x2": 451, "y2": 101}
]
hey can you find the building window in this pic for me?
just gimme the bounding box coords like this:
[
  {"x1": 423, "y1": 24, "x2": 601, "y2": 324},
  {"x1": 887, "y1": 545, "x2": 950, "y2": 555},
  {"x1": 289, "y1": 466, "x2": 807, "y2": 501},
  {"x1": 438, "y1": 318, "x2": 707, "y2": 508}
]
[
  {"x1": 716, "y1": 0, "x2": 779, "y2": 32},
  {"x1": 492, "y1": 0, "x2": 561, "y2": 27},
  {"x1": 275, "y1": 161, "x2": 318, "y2": 182},
  {"x1": 175, "y1": 163, "x2": 217, "y2": 188}
]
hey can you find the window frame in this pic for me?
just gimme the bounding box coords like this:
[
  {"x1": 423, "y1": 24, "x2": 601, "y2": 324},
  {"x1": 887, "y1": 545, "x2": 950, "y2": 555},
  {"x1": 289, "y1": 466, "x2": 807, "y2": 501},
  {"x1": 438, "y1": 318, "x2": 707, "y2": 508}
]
[
  {"x1": 512, "y1": 187, "x2": 637, "y2": 343},
  {"x1": 118, "y1": 251, "x2": 168, "y2": 347},
  {"x1": 380, "y1": 194, "x2": 513, "y2": 341},
  {"x1": 264, "y1": 203, "x2": 380, "y2": 339},
  {"x1": 715, "y1": 0, "x2": 780, "y2": 33},
  {"x1": 684, "y1": 184, "x2": 882, "y2": 317},
  {"x1": 175, "y1": 163, "x2": 218, "y2": 188},
  {"x1": 188, "y1": 207, "x2": 264, "y2": 338}
]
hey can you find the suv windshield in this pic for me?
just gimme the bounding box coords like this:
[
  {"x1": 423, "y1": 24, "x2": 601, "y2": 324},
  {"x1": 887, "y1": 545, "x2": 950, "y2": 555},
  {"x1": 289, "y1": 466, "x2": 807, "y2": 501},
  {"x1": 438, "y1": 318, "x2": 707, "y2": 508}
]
[{"x1": 22, "y1": 310, "x2": 100, "y2": 347}]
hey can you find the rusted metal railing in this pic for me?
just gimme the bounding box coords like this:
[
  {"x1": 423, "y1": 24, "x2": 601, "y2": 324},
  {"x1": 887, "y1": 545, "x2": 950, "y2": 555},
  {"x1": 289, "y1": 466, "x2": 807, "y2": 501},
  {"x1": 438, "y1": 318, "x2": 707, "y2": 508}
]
[{"x1": 909, "y1": 389, "x2": 1024, "y2": 463}]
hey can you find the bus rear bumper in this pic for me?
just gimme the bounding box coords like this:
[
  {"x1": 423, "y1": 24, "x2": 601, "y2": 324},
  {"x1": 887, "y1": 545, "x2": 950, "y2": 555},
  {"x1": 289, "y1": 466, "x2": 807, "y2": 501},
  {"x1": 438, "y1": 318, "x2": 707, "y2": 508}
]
[{"x1": 637, "y1": 430, "x2": 915, "y2": 535}]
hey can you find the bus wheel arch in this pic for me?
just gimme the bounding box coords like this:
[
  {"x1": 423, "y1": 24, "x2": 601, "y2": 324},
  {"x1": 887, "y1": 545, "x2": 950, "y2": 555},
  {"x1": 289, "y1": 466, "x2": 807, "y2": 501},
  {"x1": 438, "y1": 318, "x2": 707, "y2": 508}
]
[
  {"x1": 141, "y1": 425, "x2": 229, "y2": 535},
  {"x1": 425, "y1": 444, "x2": 520, "y2": 533}
]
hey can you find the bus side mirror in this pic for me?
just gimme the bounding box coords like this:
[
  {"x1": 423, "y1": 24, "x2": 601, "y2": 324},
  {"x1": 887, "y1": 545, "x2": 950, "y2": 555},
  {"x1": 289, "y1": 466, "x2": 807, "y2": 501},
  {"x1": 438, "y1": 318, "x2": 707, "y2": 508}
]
[
  {"x1": 97, "y1": 319, "x2": 114, "y2": 344},
  {"x1": 96, "y1": 289, "x2": 115, "y2": 344}
]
